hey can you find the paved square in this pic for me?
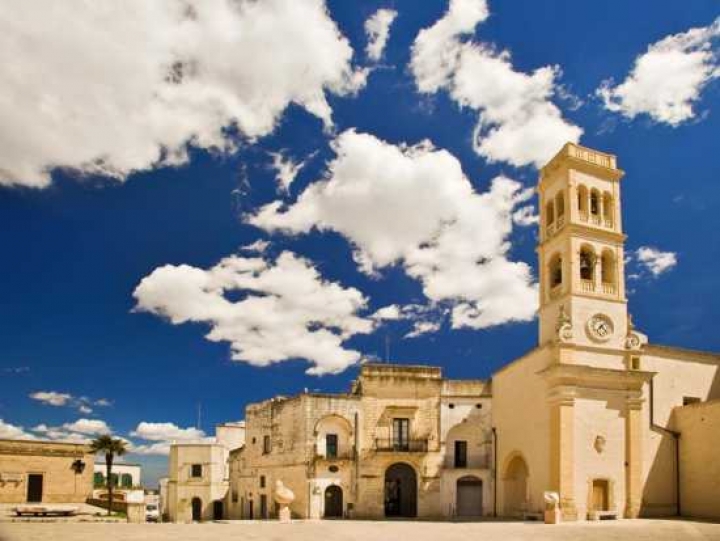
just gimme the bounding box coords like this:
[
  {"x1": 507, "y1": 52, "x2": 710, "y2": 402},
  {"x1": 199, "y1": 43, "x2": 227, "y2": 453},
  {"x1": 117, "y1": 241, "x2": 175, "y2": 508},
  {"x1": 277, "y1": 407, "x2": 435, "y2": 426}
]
[{"x1": 2, "y1": 519, "x2": 720, "y2": 541}]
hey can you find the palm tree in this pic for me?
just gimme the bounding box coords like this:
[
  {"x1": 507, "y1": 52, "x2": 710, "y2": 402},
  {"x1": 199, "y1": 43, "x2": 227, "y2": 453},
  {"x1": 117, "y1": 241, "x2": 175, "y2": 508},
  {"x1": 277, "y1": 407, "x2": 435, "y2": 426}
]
[{"x1": 90, "y1": 435, "x2": 127, "y2": 516}]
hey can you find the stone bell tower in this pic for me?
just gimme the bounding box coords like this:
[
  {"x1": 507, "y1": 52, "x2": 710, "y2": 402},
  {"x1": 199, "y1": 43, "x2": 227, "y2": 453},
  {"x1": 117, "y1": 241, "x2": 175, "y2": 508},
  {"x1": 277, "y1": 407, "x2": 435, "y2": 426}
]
[{"x1": 537, "y1": 143, "x2": 629, "y2": 351}]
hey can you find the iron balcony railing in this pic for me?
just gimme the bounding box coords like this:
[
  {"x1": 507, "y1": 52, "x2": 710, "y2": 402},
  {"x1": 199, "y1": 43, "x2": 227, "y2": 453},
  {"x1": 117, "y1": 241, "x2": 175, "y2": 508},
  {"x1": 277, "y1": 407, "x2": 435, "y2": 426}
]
[
  {"x1": 314, "y1": 444, "x2": 355, "y2": 460},
  {"x1": 374, "y1": 438, "x2": 428, "y2": 452},
  {"x1": 443, "y1": 454, "x2": 491, "y2": 469}
]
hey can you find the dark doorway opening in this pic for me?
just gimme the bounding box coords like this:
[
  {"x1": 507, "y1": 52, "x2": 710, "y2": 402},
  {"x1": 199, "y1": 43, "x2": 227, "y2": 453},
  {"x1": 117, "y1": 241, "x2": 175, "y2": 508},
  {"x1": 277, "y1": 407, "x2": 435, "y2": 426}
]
[
  {"x1": 260, "y1": 494, "x2": 268, "y2": 519},
  {"x1": 384, "y1": 463, "x2": 417, "y2": 517},
  {"x1": 27, "y1": 474, "x2": 43, "y2": 503},
  {"x1": 191, "y1": 497, "x2": 202, "y2": 521},
  {"x1": 456, "y1": 476, "x2": 483, "y2": 517},
  {"x1": 324, "y1": 485, "x2": 343, "y2": 518},
  {"x1": 213, "y1": 500, "x2": 224, "y2": 520}
]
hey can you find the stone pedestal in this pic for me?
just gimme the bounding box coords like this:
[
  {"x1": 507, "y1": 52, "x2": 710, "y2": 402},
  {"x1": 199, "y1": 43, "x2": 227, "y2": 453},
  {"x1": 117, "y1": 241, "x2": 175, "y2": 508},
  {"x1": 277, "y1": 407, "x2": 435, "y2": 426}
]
[
  {"x1": 278, "y1": 505, "x2": 291, "y2": 523},
  {"x1": 126, "y1": 502, "x2": 146, "y2": 523},
  {"x1": 544, "y1": 508, "x2": 561, "y2": 524}
]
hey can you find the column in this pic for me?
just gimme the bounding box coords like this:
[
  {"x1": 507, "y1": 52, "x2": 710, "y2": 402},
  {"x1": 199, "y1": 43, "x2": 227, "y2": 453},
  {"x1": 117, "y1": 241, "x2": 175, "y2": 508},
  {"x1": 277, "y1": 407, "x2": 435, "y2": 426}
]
[
  {"x1": 624, "y1": 396, "x2": 644, "y2": 518},
  {"x1": 549, "y1": 390, "x2": 577, "y2": 520}
]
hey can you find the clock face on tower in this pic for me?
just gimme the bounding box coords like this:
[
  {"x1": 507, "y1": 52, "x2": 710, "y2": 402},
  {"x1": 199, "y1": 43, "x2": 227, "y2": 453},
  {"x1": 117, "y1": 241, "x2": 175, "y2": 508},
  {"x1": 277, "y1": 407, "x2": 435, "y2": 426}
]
[{"x1": 587, "y1": 314, "x2": 614, "y2": 342}]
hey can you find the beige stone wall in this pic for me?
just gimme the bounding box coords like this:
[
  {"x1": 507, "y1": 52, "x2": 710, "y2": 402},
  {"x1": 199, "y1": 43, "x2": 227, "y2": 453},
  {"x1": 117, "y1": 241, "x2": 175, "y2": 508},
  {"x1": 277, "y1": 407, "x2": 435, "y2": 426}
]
[
  {"x1": 491, "y1": 346, "x2": 551, "y2": 516},
  {"x1": 639, "y1": 345, "x2": 720, "y2": 517},
  {"x1": 670, "y1": 399, "x2": 720, "y2": 520},
  {"x1": 167, "y1": 443, "x2": 229, "y2": 522},
  {"x1": 0, "y1": 440, "x2": 94, "y2": 504}
]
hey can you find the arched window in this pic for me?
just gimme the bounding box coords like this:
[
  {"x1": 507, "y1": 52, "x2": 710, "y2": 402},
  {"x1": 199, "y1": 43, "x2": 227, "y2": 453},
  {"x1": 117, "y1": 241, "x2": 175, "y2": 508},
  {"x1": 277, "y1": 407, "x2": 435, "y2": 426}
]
[
  {"x1": 121, "y1": 473, "x2": 133, "y2": 488},
  {"x1": 579, "y1": 246, "x2": 596, "y2": 282},
  {"x1": 590, "y1": 190, "x2": 600, "y2": 216},
  {"x1": 549, "y1": 254, "x2": 562, "y2": 289},
  {"x1": 545, "y1": 200, "x2": 555, "y2": 225},
  {"x1": 601, "y1": 250, "x2": 616, "y2": 286},
  {"x1": 555, "y1": 191, "x2": 565, "y2": 219},
  {"x1": 603, "y1": 193, "x2": 613, "y2": 226},
  {"x1": 577, "y1": 185, "x2": 588, "y2": 216}
]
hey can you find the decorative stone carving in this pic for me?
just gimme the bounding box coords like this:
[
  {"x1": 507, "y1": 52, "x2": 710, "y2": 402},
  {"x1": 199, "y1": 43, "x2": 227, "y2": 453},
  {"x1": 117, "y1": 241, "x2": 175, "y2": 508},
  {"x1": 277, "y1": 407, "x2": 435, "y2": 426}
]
[
  {"x1": 624, "y1": 313, "x2": 647, "y2": 350},
  {"x1": 586, "y1": 314, "x2": 613, "y2": 342},
  {"x1": 556, "y1": 305, "x2": 573, "y2": 342},
  {"x1": 274, "y1": 480, "x2": 295, "y2": 523},
  {"x1": 594, "y1": 435, "x2": 606, "y2": 454}
]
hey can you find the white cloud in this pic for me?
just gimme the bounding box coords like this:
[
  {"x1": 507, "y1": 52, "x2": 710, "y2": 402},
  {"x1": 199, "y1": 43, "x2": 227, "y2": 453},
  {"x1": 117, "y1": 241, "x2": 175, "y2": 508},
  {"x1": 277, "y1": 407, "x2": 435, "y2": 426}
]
[
  {"x1": 78, "y1": 405, "x2": 93, "y2": 415},
  {"x1": 63, "y1": 418, "x2": 111, "y2": 435},
  {"x1": 0, "y1": 419, "x2": 35, "y2": 440},
  {"x1": 251, "y1": 129, "x2": 538, "y2": 330},
  {"x1": 127, "y1": 422, "x2": 207, "y2": 455},
  {"x1": 0, "y1": 0, "x2": 366, "y2": 188},
  {"x1": 94, "y1": 398, "x2": 112, "y2": 407},
  {"x1": 365, "y1": 8, "x2": 398, "y2": 62},
  {"x1": 410, "y1": 0, "x2": 581, "y2": 168},
  {"x1": 405, "y1": 321, "x2": 442, "y2": 338},
  {"x1": 134, "y1": 251, "x2": 374, "y2": 374},
  {"x1": 130, "y1": 422, "x2": 205, "y2": 442},
  {"x1": 635, "y1": 246, "x2": 678, "y2": 277},
  {"x1": 130, "y1": 442, "x2": 174, "y2": 456},
  {"x1": 512, "y1": 205, "x2": 539, "y2": 226},
  {"x1": 240, "y1": 239, "x2": 271, "y2": 254},
  {"x1": 269, "y1": 151, "x2": 311, "y2": 192},
  {"x1": 598, "y1": 18, "x2": 720, "y2": 126},
  {"x1": 30, "y1": 391, "x2": 72, "y2": 407}
]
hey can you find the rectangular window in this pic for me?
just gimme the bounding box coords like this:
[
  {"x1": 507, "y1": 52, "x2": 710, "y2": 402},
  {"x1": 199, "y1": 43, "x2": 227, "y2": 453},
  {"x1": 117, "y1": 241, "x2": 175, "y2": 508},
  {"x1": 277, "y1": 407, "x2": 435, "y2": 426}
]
[
  {"x1": 683, "y1": 396, "x2": 701, "y2": 406},
  {"x1": 454, "y1": 440, "x2": 468, "y2": 468},
  {"x1": 260, "y1": 475, "x2": 266, "y2": 488},
  {"x1": 630, "y1": 356, "x2": 640, "y2": 370},
  {"x1": 232, "y1": 490, "x2": 239, "y2": 503},
  {"x1": 263, "y1": 435, "x2": 271, "y2": 455},
  {"x1": 393, "y1": 418, "x2": 410, "y2": 451},
  {"x1": 190, "y1": 464, "x2": 202, "y2": 478},
  {"x1": 326, "y1": 434, "x2": 338, "y2": 458}
]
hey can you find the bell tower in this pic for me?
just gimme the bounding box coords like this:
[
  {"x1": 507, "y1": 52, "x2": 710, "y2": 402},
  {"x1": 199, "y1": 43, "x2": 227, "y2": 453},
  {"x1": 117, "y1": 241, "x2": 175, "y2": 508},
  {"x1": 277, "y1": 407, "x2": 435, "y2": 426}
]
[{"x1": 537, "y1": 143, "x2": 628, "y2": 350}]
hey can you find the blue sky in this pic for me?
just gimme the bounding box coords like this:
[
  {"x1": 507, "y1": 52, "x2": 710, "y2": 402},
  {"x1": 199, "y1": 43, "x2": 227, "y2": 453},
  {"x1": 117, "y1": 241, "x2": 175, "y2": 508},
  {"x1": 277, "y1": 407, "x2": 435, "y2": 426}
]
[{"x1": 1, "y1": 0, "x2": 719, "y2": 486}]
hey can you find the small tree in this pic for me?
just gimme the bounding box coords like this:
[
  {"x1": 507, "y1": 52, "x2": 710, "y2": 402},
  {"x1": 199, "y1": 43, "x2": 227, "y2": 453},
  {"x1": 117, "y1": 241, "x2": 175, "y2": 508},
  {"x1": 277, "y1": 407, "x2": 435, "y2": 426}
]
[{"x1": 90, "y1": 435, "x2": 127, "y2": 516}]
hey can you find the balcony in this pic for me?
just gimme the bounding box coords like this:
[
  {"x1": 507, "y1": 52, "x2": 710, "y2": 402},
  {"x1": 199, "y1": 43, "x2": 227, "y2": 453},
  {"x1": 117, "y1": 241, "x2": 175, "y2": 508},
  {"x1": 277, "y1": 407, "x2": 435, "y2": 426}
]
[
  {"x1": 580, "y1": 279, "x2": 595, "y2": 293},
  {"x1": 601, "y1": 282, "x2": 616, "y2": 296},
  {"x1": 549, "y1": 284, "x2": 562, "y2": 300},
  {"x1": 443, "y1": 455, "x2": 490, "y2": 469},
  {"x1": 375, "y1": 438, "x2": 428, "y2": 453},
  {"x1": 314, "y1": 444, "x2": 355, "y2": 461}
]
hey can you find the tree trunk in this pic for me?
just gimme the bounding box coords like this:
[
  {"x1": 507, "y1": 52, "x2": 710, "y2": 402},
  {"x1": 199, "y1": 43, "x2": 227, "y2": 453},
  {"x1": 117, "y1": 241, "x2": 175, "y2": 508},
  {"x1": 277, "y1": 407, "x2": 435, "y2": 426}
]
[{"x1": 106, "y1": 453, "x2": 114, "y2": 516}]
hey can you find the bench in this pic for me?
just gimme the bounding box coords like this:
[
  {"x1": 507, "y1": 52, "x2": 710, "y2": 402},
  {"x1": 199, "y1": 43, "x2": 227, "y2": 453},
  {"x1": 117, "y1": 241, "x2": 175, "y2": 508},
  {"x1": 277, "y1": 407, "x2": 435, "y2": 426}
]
[{"x1": 13, "y1": 505, "x2": 79, "y2": 517}]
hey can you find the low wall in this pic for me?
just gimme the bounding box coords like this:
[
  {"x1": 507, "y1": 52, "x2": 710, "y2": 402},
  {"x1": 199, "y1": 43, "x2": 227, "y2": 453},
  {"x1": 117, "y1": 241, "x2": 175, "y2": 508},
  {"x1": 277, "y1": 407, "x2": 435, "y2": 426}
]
[{"x1": 671, "y1": 400, "x2": 720, "y2": 520}]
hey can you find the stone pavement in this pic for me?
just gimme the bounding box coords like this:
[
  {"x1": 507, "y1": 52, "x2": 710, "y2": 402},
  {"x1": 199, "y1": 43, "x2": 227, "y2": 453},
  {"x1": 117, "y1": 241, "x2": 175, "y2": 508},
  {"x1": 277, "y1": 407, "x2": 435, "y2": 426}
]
[{"x1": 1, "y1": 519, "x2": 720, "y2": 541}]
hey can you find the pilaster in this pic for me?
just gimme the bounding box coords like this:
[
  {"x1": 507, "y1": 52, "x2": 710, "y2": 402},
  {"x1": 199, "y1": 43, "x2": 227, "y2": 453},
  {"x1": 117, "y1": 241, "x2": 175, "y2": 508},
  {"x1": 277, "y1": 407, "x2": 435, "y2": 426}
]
[
  {"x1": 548, "y1": 389, "x2": 577, "y2": 520},
  {"x1": 624, "y1": 396, "x2": 644, "y2": 518}
]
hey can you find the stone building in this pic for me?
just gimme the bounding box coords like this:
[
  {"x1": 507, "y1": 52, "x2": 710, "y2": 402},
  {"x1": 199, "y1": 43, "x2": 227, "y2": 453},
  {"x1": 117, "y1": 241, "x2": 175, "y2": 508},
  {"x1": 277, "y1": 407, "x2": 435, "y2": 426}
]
[
  {"x1": 167, "y1": 143, "x2": 720, "y2": 522},
  {"x1": 0, "y1": 439, "x2": 94, "y2": 504},
  {"x1": 226, "y1": 365, "x2": 491, "y2": 520},
  {"x1": 166, "y1": 421, "x2": 245, "y2": 522}
]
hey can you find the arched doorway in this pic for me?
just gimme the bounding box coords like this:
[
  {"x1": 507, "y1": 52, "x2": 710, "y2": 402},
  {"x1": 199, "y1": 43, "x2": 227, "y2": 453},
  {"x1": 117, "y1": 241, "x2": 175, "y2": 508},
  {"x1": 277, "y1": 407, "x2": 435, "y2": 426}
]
[
  {"x1": 191, "y1": 497, "x2": 202, "y2": 521},
  {"x1": 503, "y1": 454, "x2": 529, "y2": 516},
  {"x1": 213, "y1": 500, "x2": 224, "y2": 520},
  {"x1": 456, "y1": 476, "x2": 483, "y2": 517},
  {"x1": 384, "y1": 463, "x2": 417, "y2": 518},
  {"x1": 324, "y1": 485, "x2": 343, "y2": 518}
]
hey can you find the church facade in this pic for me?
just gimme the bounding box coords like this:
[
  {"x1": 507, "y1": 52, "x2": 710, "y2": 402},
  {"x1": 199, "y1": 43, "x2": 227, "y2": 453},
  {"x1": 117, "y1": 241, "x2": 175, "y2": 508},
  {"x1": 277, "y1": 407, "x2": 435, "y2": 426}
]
[{"x1": 166, "y1": 143, "x2": 720, "y2": 522}]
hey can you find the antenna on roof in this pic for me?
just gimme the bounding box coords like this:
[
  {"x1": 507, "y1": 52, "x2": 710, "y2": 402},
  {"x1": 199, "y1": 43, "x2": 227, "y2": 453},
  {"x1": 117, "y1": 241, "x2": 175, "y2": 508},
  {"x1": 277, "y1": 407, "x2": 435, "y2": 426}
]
[{"x1": 197, "y1": 401, "x2": 202, "y2": 432}]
